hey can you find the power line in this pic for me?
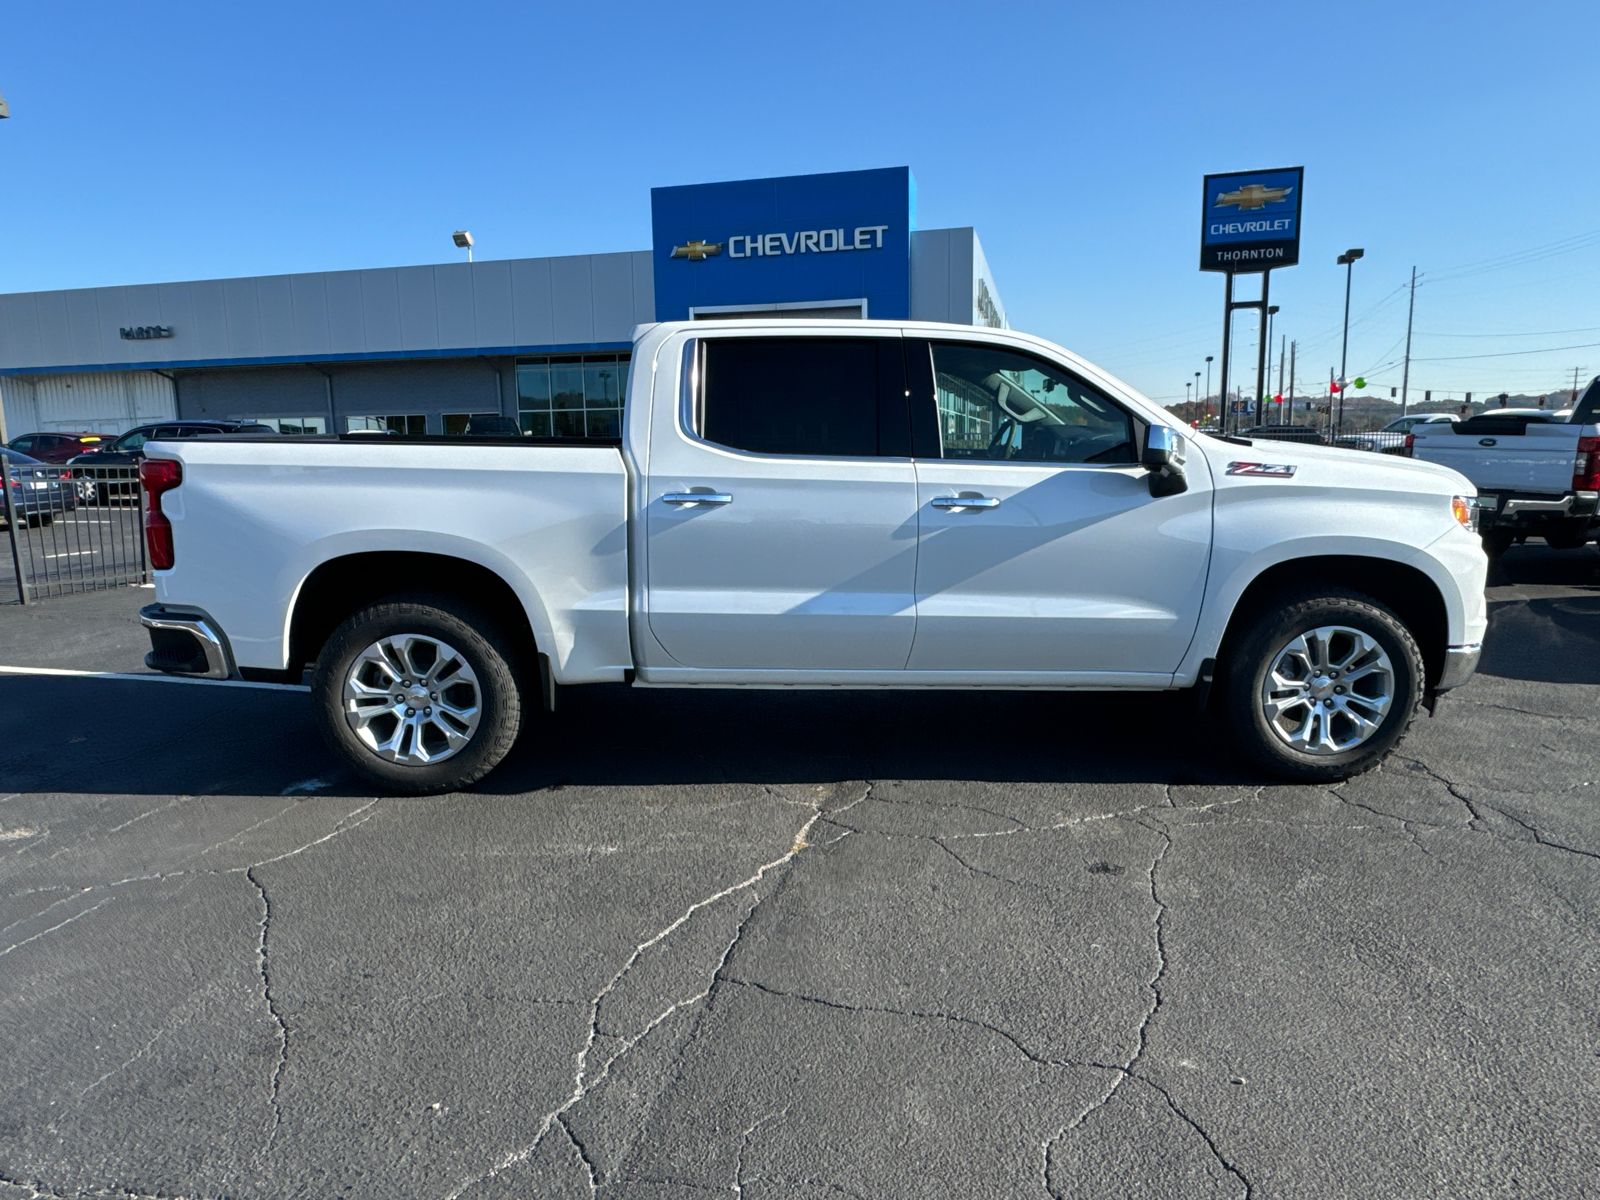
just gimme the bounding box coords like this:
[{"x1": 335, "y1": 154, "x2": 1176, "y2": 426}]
[
  {"x1": 1424, "y1": 228, "x2": 1600, "y2": 283},
  {"x1": 1410, "y1": 339, "x2": 1600, "y2": 363},
  {"x1": 1417, "y1": 324, "x2": 1600, "y2": 339}
]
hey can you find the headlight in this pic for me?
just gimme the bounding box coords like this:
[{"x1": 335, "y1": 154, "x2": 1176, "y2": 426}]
[{"x1": 1452, "y1": 495, "x2": 1480, "y2": 532}]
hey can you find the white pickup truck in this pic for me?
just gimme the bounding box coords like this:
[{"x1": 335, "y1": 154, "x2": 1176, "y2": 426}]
[
  {"x1": 1409, "y1": 382, "x2": 1600, "y2": 555},
  {"x1": 136, "y1": 319, "x2": 1487, "y2": 792}
]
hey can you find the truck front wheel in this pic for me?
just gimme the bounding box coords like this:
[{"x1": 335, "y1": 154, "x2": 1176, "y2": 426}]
[
  {"x1": 1223, "y1": 590, "x2": 1424, "y2": 783},
  {"x1": 311, "y1": 596, "x2": 523, "y2": 795}
]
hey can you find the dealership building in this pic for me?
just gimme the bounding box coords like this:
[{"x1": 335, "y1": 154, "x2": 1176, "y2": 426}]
[{"x1": 0, "y1": 167, "x2": 1006, "y2": 441}]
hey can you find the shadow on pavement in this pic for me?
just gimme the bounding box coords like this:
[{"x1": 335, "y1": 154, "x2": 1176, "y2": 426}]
[
  {"x1": 0, "y1": 675, "x2": 1258, "y2": 798},
  {"x1": 1480, "y1": 595, "x2": 1600, "y2": 685},
  {"x1": 1480, "y1": 542, "x2": 1600, "y2": 685}
]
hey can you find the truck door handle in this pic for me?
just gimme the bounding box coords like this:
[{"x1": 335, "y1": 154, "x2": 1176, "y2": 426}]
[
  {"x1": 663, "y1": 492, "x2": 733, "y2": 506},
  {"x1": 931, "y1": 495, "x2": 1001, "y2": 509}
]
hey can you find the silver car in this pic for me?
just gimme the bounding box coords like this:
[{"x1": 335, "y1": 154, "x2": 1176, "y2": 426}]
[{"x1": 1, "y1": 447, "x2": 80, "y2": 526}]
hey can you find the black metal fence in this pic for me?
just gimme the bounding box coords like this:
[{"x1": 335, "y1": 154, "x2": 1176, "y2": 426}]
[
  {"x1": 1234, "y1": 426, "x2": 1413, "y2": 455},
  {"x1": 1, "y1": 461, "x2": 147, "y2": 602}
]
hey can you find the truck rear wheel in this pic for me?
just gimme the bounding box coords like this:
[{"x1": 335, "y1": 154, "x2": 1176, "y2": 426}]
[
  {"x1": 1481, "y1": 529, "x2": 1514, "y2": 558},
  {"x1": 1543, "y1": 525, "x2": 1591, "y2": 550},
  {"x1": 311, "y1": 596, "x2": 523, "y2": 795},
  {"x1": 1223, "y1": 590, "x2": 1424, "y2": 783}
]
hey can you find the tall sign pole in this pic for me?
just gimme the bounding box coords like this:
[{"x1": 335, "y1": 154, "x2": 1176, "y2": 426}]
[
  {"x1": 1253, "y1": 273, "x2": 1272, "y2": 427},
  {"x1": 1201, "y1": 167, "x2": 1303, "y2": 435}
]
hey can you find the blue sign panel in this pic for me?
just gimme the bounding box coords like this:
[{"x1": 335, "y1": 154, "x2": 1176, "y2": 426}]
[
  {"x1": 1200, "y1": 166, "x2": 1303, "y2": 273},
  {"x1": 651, "y1": 167, "x2": 916, "y2": 321}
]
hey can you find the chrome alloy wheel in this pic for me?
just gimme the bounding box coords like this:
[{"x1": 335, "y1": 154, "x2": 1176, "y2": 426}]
[
  {"x1": 1260, "y1": 625, "x2": 1396, "y2": 756},
  {"x1": 342, "y1": 634, "x2": 482, "y2": 765}
]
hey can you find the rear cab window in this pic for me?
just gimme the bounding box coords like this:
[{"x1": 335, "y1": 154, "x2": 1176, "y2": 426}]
[{"x1": 694, "y1": 337, "x2": 910, "y2": 458}]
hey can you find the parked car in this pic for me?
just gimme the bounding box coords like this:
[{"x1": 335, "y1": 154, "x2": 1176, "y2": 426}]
[
  {"x1": 137, "y1": 318, "x2": 1487, "y2": 793},
  {"x1": 1337, "y1": 413, "x2": 1455, "y2": 455},
  {"x1": 68, "y1": 421, "x2": 273, "y2": 503},
  {"x1": 0, "y1": 447, "x2": 79, "y2": 525},
  {"x1": 1409, "y1": 384, "x2": 1599, "y2": 554},
  {"x1": 6, "y1": 431, "x2": 112, "y2": 463}
]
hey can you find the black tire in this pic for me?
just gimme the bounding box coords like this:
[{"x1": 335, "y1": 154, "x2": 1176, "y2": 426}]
[
  {"x1": 311, "y1": 595, "x2": 523, "y2": 795},
  {"x1": 1481, "y1": 529, "x2": 1514, "y2": 558},
  {"x1": 1223, "y1": 589, "x2": 1425, "y2": 783},
  {"x1": 1543, "y1": 529, "x2": 1591, "y2": 551}
]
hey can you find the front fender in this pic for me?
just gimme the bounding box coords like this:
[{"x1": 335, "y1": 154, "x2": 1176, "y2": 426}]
[{"x1": 1174, "y1": 527, "x2": 1485, "y2": 686}]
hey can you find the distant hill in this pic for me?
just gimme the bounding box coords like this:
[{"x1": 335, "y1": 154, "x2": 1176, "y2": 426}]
[{"x1": 1167, "y1": 388, "x2": 1576, "y2": 432}]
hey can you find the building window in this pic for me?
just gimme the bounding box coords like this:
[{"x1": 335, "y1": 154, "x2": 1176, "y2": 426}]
[
  {"x1": 246, "y1": 416, "x2": 328, "y2": 435},
  {"x1": 346, "y1": 414, "x2": 426, "y2": 436},
  {"x1": 442, "y1": 412, "x2": 501, "y2": 435},
  {"x1": 516, "y1": 352, "x2": 629, "y2": 439}
]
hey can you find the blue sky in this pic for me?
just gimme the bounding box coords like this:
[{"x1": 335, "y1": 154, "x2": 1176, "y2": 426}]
[{"x1": 3, "y1": 0, "x2": 1596, "y2": 406}]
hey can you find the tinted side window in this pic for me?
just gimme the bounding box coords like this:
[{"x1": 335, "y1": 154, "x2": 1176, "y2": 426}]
[
  {"x1": 700, "y1": 338, "x2": 903, "y2": 458},
  {"x1": 116, "y1": 429, "x2": 149, "y2": 451},
  {"x1": 10, "y1": 436, "x2": 35, "y2": 452},
  {"x1": 1573, "y1": 379, "x2": 1600, "y2": 426},
  {"x1": 929, "y1": 343, "x2": 1135, "y2": 465}
]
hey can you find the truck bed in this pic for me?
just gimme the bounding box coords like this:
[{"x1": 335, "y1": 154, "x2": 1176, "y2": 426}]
[{"x1": 148, "y1": 437, "x2": 633, "y2": 679}]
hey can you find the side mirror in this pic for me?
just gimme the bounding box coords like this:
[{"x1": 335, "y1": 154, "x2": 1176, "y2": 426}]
[{"x1": 1142, "y1": 426, "x2": 1188, "y2": 497}]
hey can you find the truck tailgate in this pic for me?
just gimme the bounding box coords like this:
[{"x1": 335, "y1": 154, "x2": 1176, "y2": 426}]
[{"x1": 1411, "y1": 424, "x2": 1583, "y2": 493}]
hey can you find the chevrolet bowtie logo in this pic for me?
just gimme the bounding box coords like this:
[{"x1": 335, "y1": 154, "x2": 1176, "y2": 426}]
[
  {"x1": 670, "y1": 240, "x2": 723, "y2": 261},
  {"x1": 1214, "y1": 184, "x2": 1293, "y2": 210}
]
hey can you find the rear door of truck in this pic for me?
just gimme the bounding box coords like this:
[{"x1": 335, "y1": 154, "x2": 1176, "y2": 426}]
[{"x1": 641, "y1": 331, "x2": 919, "y2": 673}]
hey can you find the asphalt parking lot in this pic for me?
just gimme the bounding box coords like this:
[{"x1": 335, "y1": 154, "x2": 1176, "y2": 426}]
[{"x1": 1, "y1": 547, "x2": 1596, "y2": 1199}]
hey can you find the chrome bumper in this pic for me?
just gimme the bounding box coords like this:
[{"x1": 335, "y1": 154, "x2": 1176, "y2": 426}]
[
  {"x1": 139, "y1": 604, "x2": 238, "y2": 680},
  {"x1": 1435, "y1": 643, "x2": 1482, "y2": 693}
]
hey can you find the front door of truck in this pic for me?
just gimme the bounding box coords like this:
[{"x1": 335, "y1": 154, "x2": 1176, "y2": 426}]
[
  {"x1": 643, "y1": 334, "x2": 918, "y2": 673},
  {"x1": 905, "y1": 339, "x2": 1212, "y2": 677}
]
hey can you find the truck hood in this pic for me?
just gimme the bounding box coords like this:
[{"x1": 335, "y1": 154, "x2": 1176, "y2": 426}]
[{"x1": 1191, "y1": 433, "x2": 1475, "y2": 496}]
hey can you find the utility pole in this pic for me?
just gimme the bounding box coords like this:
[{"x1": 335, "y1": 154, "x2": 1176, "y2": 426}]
[
  {"x1": 1400, "y1": 266, "x2": 1417, "y2": 419},
  {"x1": 1574, "y1": 366, "x2": 1587, "y2": 405},
  {"x1": 1204, "y1": 357, "x2": 1213, "y2": 427},
  {"x1": 1336, "y1": 249, "x2": 1364, "y2": 437},
  {"x1": 1277, "y1": 335, "x2": 1286, "y2": 423},
  {"x1": 1288, "y1": 341, "x2": 1296, "y2": 424}
]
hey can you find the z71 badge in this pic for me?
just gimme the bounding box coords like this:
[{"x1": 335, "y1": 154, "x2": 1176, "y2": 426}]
[{"x1": 1226, "y1": 462, "x2": 1298, "y2": 477}]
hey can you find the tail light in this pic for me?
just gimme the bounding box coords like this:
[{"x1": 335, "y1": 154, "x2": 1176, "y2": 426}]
[
  {"x1": 1574, "y1": 436, "x2": 1600, "y2": 492},
  {"x1": 1404, "y1": 433, "x2": 1415, "y2": 456},
  {"x1": 140, "y1": 458, "x2": 182, "y2": 570}
]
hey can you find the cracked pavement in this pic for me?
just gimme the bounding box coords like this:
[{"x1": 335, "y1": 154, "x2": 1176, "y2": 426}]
[{"x1": 1, "y1": 546, "x2": 1597, "y2": 1199}]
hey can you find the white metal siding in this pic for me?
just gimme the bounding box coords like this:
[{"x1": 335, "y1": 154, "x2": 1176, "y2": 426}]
[
  {"x1": 0, "y1": 251, "x2": 660, "y2": 373},
  {"x1": 0, "y1": 370, "x2": 175, "y2": 436}
]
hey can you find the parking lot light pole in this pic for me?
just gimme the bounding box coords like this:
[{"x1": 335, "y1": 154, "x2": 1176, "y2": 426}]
[
  {"x1": 1205, "y1": 357, "x2": 1213, "y2": 425},
  {"x1": 1336, "y1": 249, "x2": 1364, "y2": 436}
]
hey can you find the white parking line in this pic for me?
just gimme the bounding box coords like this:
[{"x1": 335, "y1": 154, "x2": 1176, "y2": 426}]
[{"x1": 0, "y1": 665, "x2": 309, "y2": 692}]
